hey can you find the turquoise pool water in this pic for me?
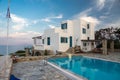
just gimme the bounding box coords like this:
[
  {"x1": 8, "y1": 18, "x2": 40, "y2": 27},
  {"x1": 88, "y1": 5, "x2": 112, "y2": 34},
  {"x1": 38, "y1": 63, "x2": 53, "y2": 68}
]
[{"x1": 48, "y1": 56, "x2": 120, "y2": 80}]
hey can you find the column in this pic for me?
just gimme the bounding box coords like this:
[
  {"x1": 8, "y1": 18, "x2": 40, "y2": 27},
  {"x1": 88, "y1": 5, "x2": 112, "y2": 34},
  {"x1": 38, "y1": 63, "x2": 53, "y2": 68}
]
[
  {"x1": 25, "y1": 48, "x2": 29, "y2": 56},
  {"x1": 110, "y1": 41, "x2": 114, "y2": 52},
  {"x1": 102, "y1": 40, "x2": 107, "y2": 55}
]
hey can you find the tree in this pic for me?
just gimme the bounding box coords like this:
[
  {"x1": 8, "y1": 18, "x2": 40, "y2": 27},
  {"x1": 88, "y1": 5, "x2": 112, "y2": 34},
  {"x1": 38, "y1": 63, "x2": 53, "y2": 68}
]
[{"x1": 95, "y1": 27, "x2": 120, "y2": 40}]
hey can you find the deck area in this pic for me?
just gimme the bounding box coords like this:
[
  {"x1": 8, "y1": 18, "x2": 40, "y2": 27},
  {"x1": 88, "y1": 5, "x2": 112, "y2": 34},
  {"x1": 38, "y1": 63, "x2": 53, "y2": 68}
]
[
  {"x1": 12, "y1": 60, "x2": 72, "y2": 80},
  {"x1": 11, "y1": 52, "x2": 120, "y2": 80}
]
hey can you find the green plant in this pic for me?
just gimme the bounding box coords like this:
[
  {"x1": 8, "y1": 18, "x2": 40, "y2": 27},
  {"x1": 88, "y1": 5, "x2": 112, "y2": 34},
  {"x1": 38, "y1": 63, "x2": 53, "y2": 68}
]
[
  {"x1": 15, "y1": 50, "x2": 25, "y2": 53},
  {"x1": 0, "y1": 54, "x2": 3, "y2": 56}
]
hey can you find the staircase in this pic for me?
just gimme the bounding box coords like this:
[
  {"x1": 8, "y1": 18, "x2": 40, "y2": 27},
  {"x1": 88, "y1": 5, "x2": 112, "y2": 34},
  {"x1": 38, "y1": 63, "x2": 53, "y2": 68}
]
[
  {"x1": 66, "y1": 47, "x2": 74, "y2": 53},
  {"x1": 66, "y1": 46, "x2": 83, "y2": 54},
  {"x1": 74, "y1": 46, "x2": 81, "y2": 53}
]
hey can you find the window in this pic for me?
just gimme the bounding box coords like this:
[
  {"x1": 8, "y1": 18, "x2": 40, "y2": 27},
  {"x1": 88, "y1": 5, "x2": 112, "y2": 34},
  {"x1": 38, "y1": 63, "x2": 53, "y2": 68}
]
[
  {"x1": 87, "y1": 37, "x2": 90, "y2": 40},
  {"x1": 42, "y1": 39, "x2": 44, "y2": 44},
  {"x1": 87, "y1": 24, "x2": 90, "y2": 29},
  {"x1": 61, "y1": 37, "x2": 68, "y2": 43},
  {"x1": 47, "y1": 37, "x2": 50, "y2": 45},
  {"x1": 82, "y1": 28, "x2": 86, "y2": 34},
  {"x1": 83, "y1": 42, "x2": 86, "y2": 46},
  {"x1": 61, "y1": 23, "x2": 67, "y2": 29}
]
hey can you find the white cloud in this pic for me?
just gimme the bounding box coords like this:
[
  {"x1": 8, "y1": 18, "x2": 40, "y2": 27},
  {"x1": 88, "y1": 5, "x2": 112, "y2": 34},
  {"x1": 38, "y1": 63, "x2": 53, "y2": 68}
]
[
  {"x1": 73, "y1": 8, "x2": 100, "y2": 26},
  {"x1": 48, "y1": 25, "x2": 55, "y2": 28},
  {"x1": 81, "y1": 16, "x2": 100, "y2": 25},
  {"x1": 99, "y1": 16, "x2": 107, "y2": 19},
  {"x1": 74, "y1": 8, "x2": 92, "y2": 17},
  {"x1": 41, "y1": 18, "x2": 51, "y2": 22},
  {"x1": 32, "y1": 19, "x2": 40, "y2": 24},
  {"x1": 96, "y1": 0, "x2": 115, "y2": 11},
  {"x1": 10, "y1": 31, "x2": 41, "y2": 39},
  {"x1": 96, "y1": 0, "x2": 106, "y2": 10},
  {"x1": 41, "y1": 14, "x2": 63, "y2": 22},
  {"x1": 0, "y1": 31, "x2": 41, "y2": 45},
  {"x1": 11, "y1": 14, "x2": 29, "y2": 31}
]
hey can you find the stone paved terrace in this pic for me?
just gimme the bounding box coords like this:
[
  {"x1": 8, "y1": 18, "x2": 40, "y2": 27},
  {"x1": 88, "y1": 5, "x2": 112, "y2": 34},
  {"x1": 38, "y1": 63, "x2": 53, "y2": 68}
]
[
  {"x1": 11, "y1": 52, "x2": 120, "y2": 80},
  {"x1": 12, "y1": 60, "x2": 72, "y2": 80},
  {"x1": 0, "y1": 56, "x2": 12, "y2": 80}
]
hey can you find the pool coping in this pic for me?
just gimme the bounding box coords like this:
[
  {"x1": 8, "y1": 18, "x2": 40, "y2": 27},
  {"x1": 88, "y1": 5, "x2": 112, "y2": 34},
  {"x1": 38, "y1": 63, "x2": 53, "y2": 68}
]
[
  {"x1": 82, "y1": 55, "x2": 120, "y2": 64},
  {"x1": 47, "y1": 55, "x2": 120, "y2": 80},
  {"x1": 47, "y1": 61, "x2": 86, "y2": 80}
]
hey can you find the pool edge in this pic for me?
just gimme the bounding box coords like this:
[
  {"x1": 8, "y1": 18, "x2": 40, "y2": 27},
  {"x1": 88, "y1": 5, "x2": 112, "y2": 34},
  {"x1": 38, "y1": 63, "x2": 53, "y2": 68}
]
[{"x1": 47, "y1": 61, "x2": 86, "y2": 80}]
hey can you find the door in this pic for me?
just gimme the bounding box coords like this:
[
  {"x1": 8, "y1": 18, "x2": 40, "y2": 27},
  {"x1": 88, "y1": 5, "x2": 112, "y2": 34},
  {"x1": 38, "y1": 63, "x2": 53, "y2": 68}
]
[{"x1": 70, "y1": 36, "x2": 72, "y2": 47}]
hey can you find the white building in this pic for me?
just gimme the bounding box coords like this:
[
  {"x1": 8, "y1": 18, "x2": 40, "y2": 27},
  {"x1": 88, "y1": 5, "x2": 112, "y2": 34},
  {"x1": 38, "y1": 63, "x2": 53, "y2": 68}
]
[{"x1": 33, "y1": 19, "x2": 95, "y2": 53}]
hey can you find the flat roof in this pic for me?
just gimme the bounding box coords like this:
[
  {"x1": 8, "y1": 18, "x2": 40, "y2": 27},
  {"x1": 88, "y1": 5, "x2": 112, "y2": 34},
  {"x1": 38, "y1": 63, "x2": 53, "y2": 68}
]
[
  {"x1": 32, "y1": 36, "x2": 42, "y2": 39},
  {"x1": 81, "y1": 40, "x2": 101, "y2": 42}
]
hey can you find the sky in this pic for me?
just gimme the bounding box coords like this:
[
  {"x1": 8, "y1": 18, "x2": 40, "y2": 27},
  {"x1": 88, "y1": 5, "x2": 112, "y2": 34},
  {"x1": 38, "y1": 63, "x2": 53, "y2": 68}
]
[{"x1": 0, "y1": 0, "x2": 120, "y2": 46}]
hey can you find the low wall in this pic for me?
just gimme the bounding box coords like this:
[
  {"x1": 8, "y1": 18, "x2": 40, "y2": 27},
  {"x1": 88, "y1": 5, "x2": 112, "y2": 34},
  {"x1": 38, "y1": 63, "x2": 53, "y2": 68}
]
[
  {"x1": 108, "y1": 49, "x2": 120, "y2": 52},
  {"x1": 0, "y1": 56, "x2": 13, "y2": 80}
]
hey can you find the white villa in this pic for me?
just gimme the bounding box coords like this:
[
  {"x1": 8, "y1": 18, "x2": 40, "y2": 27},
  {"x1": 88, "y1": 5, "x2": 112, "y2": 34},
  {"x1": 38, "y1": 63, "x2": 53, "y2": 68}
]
[{"x1": 33, "y1": 18, "x2": 96, "y2": 54}]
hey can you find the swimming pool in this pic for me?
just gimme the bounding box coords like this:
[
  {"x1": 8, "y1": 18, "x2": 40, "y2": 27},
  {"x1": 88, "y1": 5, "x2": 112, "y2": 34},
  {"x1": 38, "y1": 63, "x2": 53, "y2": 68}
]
[{"x1": 48, "y1": 56, "x2": 120, "y2": 80}]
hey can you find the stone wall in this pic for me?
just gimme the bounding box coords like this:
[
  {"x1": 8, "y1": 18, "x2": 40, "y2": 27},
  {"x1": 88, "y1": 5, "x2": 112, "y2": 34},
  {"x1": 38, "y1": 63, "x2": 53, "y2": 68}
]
[
  {"x1": 108, "y1": 49, "x2": 120, "y2": 52},
  {"x1": 0, "y1": 56, "x2": 13, "y2": 80}
]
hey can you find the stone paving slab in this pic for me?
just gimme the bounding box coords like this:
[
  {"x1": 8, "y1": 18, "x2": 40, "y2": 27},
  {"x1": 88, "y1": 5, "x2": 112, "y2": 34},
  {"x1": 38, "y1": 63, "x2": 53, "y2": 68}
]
[
  {"x1": 12, "y1": 60, "x2": 72, "y2": 80},
  {"x1": 0, "y1": 56, "x2": 12, "y2": 80}
]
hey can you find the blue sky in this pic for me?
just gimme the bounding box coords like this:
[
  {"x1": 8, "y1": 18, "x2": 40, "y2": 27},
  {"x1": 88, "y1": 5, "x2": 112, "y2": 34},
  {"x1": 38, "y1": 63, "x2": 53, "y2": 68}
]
[{"x1": 0, "y1": 0, "x2": 120, "y2": 46}]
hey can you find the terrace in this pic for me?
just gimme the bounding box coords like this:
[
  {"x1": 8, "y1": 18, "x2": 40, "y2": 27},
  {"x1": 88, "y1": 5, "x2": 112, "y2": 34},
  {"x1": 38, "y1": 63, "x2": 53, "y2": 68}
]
[{"x1": 10, "y1": 52, "x2": 120, "y2": 80}]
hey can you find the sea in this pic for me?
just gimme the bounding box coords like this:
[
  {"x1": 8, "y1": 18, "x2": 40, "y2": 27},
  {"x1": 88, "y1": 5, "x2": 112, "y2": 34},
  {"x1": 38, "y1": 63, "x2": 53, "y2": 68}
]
[{"x1": 0, "y1": 45, "x2": 32, "y2": 55}]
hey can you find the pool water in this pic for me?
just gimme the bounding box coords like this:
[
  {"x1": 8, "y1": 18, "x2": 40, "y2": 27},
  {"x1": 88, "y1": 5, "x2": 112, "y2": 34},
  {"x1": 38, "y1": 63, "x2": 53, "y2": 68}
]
[{"x1": 48, "y1": 56, "x2": 120, "y2": 80}]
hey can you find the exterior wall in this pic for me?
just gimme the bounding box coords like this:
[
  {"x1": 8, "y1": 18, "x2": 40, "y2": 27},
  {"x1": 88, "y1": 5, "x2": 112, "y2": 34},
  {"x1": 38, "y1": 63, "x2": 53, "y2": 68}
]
[
  {"x1": 33, "y1": 19, "x2": 95, "y2": 53},
  {"x1": 58, "y1": 20, "x2": 74, "y2": 52},
  {"x1": 73, "y1": 19, "x2": 81, "y2": 46},
  {"x1": 73, "y1": 19, "x2": 95, "y2": 51},
  {"x1": 81, "y1": 42, "x2": 95, "y2": 52},
  {"x1": 43, "y1": 29, "x2": 59, "y2": 53},
  {"x1": 33, "y1": 38, "x2": 44, "y2": 50}
]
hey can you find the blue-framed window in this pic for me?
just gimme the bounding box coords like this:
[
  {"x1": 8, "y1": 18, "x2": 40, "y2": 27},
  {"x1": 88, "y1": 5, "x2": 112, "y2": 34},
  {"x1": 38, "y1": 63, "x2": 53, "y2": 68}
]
[
  {"x1": 42, "y1": 39, "x2": 44, "y2": 44},
  {"x1": 47, "y1": 37, "x2": 50, "y2": 45},
  {"x1": 61, "y1": 23, "x2": 67, "y2": 29},
  {"x1": 61, "y1": 37, "x2": 68, "y2": 43},
  {"x1": 87, "y1": 24, "x2": 90, "y2": 29},
  {"x1": 82, "y1": 28, "x2": 86, "y2": 34},
  {"x1": 83, "y1": 42, "x2": 87, "y2": 46}
]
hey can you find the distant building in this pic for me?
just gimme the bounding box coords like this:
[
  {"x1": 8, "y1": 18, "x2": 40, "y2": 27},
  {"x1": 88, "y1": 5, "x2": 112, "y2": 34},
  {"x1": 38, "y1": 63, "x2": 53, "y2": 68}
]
[{"x1": 32, "y1": 19, "x2": 95, "y2": 54}]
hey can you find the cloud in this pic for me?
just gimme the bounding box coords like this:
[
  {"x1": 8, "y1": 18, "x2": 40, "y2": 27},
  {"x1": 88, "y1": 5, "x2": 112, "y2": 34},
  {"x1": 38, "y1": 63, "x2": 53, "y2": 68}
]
[
  {"x1": 81, "y1": 16, "x2": 100, "y2": 25},
  {"x1": 10, "y1": 31, "x2": 41, "y2": 39},
  {"x1": 95, "y1": 0, "x2": 115, "y2": 11},
  {"x1": 11, "y1": 14, "x2": 29, "y2": 31},
  {"x1": 32, "y1": 19, "x2": 40, "y2": 24},
  {"x1": 41, "y1": 18, "x2": 51, "y2": 22},
  {"x1": 48, "y1": 25, "x2": 55, "y2": 28},
  {"x1": 73, "y1": 8, "x2": 92, "y2": 17},
  {"x1": 99, "y1": 16, "x2": 107, "y2": 19},
  {"x1": 41, "y1": 14, "x2": 63, "y2": 22},
  {"x1": 96, "y1": 0, "x2": 106, "y2": 10},
  {"x1": 0, "y1": 31, "x2": 41, "y2": 45},
  {"x1": 73, "y1": 8, "x2": 100, "y2": 26}
]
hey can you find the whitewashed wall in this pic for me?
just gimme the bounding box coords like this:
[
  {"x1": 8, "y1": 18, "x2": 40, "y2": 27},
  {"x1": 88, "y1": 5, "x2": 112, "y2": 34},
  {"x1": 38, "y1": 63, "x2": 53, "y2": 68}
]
[{"x1": 33, "y1": 19, "x2": 95, "y2": 52}]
